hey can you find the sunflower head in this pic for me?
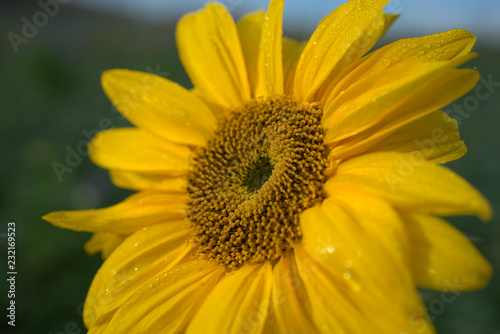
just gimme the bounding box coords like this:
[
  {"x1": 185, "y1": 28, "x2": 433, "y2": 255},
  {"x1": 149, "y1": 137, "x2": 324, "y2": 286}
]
[
  {"x1": 43, "y1": 0, "x2": 492, "y2": 333},
  {"x1": 187, "y1": 96, "x2": 328, "y2": 267}
]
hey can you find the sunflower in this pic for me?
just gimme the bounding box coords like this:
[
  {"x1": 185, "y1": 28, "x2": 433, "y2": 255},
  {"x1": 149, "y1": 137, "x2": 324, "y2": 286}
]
[{"x1": 43, "y1": 0, "x2": 492, "y2": 333}]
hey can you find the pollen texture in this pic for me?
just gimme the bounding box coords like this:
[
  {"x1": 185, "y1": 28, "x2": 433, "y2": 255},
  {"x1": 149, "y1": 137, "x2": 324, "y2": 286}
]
[{"x1": 187, "y1": 96, "x2": 327, "y2": 267}]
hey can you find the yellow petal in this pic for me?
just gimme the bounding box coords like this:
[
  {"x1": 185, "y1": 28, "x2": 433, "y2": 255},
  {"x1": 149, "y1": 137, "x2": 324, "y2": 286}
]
[
  {"x1": 343, "y1": 29, "x2": 476, "y2": 82},
  {"x1": 101, "y1": 69, "x2": 216, "y2": 146},
  {"x1": 96, "y1": 259, "x2": 224, "y2": 333},
  {"x1": 43, "y1": 190, "x2": 187, "y2": 234},
  {"x1": 109, "y1": 170, "x2": 187, "y2": 192},
  {"x1": 237, "y1": 10, "x2": 264, "y2": 96},
  {"x1": 294, "y1": 246, "x2": 436, "y2": 333},
  {"x1": 176, "y1": 3, "x2": 250, "y2": 109},
  {"x1": 322, "y1": 29, "x2": 477, "y2": 144},
  {"x1": 300, "y1": 199, "x2": 414, "y2": 306},
  {"x1": 367, "y1": 110, "x2": 467, "y2": 163},
  {"x1": 293, "y1": 0, "x2": 389, "y2": 102},
  {"x1": 187, "y1": 263, "x2": 273, "y2": 334},
  {"x1": 294, "y1": 245, "x2": 361, "y2": 332},
  {"x1": 84, "y1": 221, "x2": 193, "y2": 328},
  {"x1": 327, "y1": 184, "x2": 409, "y2": 268},
  {"x1": 331, "y1": 110, "x2": 467, "y2": 164},
  {"x1": 380, "y1": 13, "x2": 399, "y2": 36},
  {"x1": 282, "y1": 38, "x2": 304, "y2": 95},
  {"x1": 327, "y1": 151, "x2": 492, "y2": 220},
  {"x1": 404, "y1": 213, "x2": 492, "y2": 290},
  {"x1": 323, "y1": 29, "x2": 476, "y2": 107},
  {"x1": 87, "y1": 323, "x2": 108, "y2": 334},
  {"x1": 323, "y1": 58, "x2": 478, "y2": 145},
  {"x1": 255, "y1": 0, "x2": 284, "y2": 96},
  {"x1": 89, "y1": 128, "x2": 191, "y2": 174},
  {"x1": 315, "y1": 12, "x2": 399, "y2": 102},
  {"x1": 296, "y1": 200, "x2": 434, "y2": 333},
  {"x1": 271, "y1": 250, "x2": 318, "y2": 333},
  {"x1": 84, "y1": 232, "x2": 126, "y2": 259}
]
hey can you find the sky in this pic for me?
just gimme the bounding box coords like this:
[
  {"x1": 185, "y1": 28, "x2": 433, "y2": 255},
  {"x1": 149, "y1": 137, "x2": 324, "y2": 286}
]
[{"x1": 70, "y1": 0, "x2": 500, "y2": 47}]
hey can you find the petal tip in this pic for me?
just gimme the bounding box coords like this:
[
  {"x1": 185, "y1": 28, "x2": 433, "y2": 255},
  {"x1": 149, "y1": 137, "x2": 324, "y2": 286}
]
[
  {"x1": 42, "y1": 211, "x2": 73, "y2": 230},
  {"x1": 479, "y1": 200, "x2": 493, "y2": 222},
  {"x1": 42, "y1": 212, "x2": 58, "y2": 224},
  {"x1": 41, "y1": 213, "x2": 51, "y2": 222},
  {"x1": 476, "y1": 260, "x2": 493, "y2": 288},
  {"x1": 460, "y1": 253, "x2": 493, "y2": 291},
  {"x1": 101, "y1": 68, "x2": 122, "y2": 84}
]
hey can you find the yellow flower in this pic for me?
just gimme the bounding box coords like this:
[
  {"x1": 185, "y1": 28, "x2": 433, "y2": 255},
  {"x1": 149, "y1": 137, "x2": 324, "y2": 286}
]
[{"x1": 44, "y1": 0, "x2": 492, "y2": 333}]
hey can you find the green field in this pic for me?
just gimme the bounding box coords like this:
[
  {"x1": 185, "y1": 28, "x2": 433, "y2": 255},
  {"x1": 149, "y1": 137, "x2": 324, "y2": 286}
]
[{"x1": 1, "y1": 3, "x2": 499, "y2": 333}]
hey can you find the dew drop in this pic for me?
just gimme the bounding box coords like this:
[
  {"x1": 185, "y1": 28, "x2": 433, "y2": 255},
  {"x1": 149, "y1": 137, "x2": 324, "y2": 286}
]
[
  {"x1": 343, "y1": 272, "x2": 351, "y2": 280},
  {"x1": 174, "y1": 109, "x2": 187, "y2": 117},
  {"x1": 417, "y1": 50, "x2": 425, "y2": 56}
]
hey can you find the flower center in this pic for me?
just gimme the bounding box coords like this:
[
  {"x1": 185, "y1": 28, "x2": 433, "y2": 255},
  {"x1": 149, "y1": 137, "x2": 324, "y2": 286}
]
[
  {"x1": 242, "y1": 156, "x2": 274, "y2": 194},
  {"x1": 187, "y1": 96, "x2": 327, "y2": 267}
]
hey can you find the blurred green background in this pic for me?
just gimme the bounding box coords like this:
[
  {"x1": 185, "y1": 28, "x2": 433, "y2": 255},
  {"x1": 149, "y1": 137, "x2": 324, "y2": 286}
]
[{"x1": 1, "y1": 1, "x2": 499, "y2": 333}]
